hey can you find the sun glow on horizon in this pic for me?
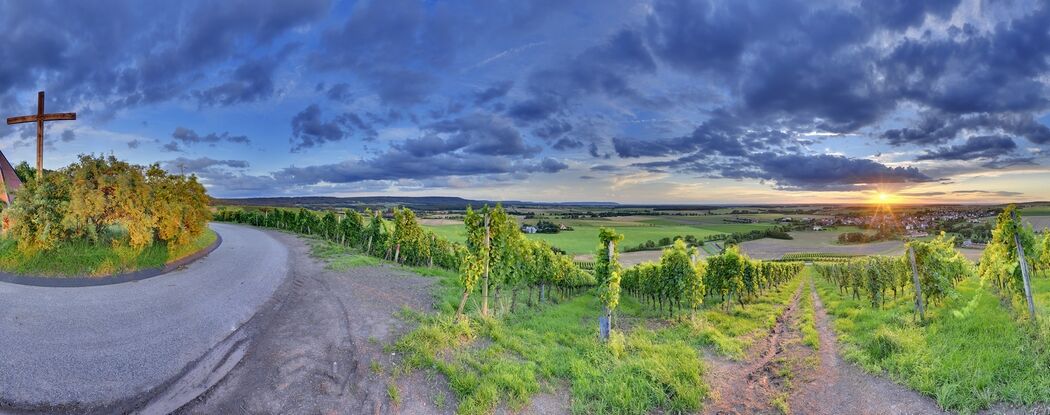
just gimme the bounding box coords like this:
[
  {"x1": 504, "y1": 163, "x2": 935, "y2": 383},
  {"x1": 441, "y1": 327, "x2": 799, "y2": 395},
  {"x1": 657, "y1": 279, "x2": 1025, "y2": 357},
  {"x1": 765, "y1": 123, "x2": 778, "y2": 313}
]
[{"x1": 869, "y1": 191, "x2": 902, "y2": 205}]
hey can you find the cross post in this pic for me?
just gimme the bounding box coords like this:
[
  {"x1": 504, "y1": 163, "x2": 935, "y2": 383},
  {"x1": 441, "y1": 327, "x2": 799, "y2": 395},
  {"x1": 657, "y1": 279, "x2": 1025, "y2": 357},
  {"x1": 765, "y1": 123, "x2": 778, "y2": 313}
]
[{"x1": 5, "y1": 91, "x2": 77, "y2": 179}]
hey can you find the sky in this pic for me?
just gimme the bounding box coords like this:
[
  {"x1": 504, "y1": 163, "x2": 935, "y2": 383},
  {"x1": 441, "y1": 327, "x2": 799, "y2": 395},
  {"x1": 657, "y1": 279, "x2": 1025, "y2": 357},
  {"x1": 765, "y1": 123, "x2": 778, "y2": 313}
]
[{"x1": 1, "y1": 0, "x2": 1049, "y2": 204}]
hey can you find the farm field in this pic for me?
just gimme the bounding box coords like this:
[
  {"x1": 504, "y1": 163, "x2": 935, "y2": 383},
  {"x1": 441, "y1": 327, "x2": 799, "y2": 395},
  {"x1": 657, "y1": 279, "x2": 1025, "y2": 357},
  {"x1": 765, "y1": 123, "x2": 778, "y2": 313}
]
[
  {"x1": 739, "y1": 230, "x2": 905, "y2": 260},
  {"x1": 423, "y1": 215, "x2": 773, "y2": 255}
]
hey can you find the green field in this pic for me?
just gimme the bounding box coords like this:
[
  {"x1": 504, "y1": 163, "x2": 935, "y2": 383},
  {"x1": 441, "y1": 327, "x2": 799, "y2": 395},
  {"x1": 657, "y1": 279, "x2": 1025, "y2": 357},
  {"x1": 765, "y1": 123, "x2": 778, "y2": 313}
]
[{"x1": 425, "y1": 216, "x2": 773, "y2": 255}]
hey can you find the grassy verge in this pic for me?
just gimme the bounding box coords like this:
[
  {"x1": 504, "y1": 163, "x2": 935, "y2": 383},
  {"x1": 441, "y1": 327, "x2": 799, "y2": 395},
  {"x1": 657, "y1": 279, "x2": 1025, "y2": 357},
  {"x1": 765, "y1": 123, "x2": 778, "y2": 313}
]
[
  {"x1": 395, "y1": 294, "x2": 707, "y2": 415},
  {"x1": 0, "y1": 228, "x2": 217, "y2": 277},
  {"x1": 796, "y1": 268, "x2": 819, "y2": 349},
  {"x1": 308, "y1": 240, "x2": 382, "y2": 271},
  {"x1": 815, "y1": 275, "x2": 1050, "y2": 413}
]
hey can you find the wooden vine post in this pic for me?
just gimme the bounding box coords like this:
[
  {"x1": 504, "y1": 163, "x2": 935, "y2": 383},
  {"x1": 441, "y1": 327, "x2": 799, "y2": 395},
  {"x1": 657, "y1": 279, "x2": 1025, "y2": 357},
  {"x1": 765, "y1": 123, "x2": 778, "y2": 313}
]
[
  {"x1": 599, "y1": 238, "x2": 614, "y2": 341},
  {"x1": 481, "y1": 213, "x2": 491, "y2": 316},
  {"x1": 428, "y1": 234, "x2": 435, "y2": 268},
  {"x1": 366, "y1": 210, "x2": 377, "y2": 254},
  {"x1": 1011, "y1": 210, "x2": 1036, "y2": 319},
  {"x1": 907, "y1": 245, "x2": 925, "y2": 323}
]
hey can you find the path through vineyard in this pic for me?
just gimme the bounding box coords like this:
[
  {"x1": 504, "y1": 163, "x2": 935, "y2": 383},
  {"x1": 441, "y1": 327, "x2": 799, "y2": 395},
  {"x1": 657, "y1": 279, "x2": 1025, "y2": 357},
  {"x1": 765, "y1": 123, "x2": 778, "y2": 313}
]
[{"x1": 704, "y1": 279, "x2": 944, "y2": 415}]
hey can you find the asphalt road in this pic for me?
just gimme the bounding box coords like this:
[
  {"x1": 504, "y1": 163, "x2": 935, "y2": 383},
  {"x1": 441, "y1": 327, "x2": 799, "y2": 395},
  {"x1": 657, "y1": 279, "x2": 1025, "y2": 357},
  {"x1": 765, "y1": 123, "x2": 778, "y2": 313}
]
[{"x1": 0, "y1": 223, "x2": 289, "y2": 411}]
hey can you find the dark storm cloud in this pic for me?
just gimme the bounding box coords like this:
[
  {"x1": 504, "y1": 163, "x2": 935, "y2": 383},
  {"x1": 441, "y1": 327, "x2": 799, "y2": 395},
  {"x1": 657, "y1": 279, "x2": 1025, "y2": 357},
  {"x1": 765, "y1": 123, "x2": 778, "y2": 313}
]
[
  {"x1": 278, "y1": 153, "x2": 565, "y2": 186},
  {"x1": 474, "y1": 81, "x2": 513, "y2": 105},
  {"x1": 171, "y1": 127, "x2": 250, "y2": 146},
  {"x1": 508, "y1": 29, "x2": 659, "y2": 123},
  {"x1": 882, "y1": 113, "x2": 1050, "y2": 146},
  {"x1": 162, "y1": 142, "x2": 183, "y2": 152},
  {"x1": 533, "y1": 119, "x2": 573, "y2": 140},
  {"x1": 881, "y1": 6, "x2": 1050, "y2": 116},
  {"x1": 629, "y1": 150, "x2": 933, "y2": 191},
  {"x1": 0, "y1": 0, "x2": 330, "y2": 117},
  {"x1": 915, "y1": 135, "x2": 1017, "y2": 161},
  {"x1": 613, "y1": 114, "x2": 792, "y2": 158},
  {"x1": 277, "y1": 111, "x2": 564, "y2": 186},
  {"x1": 161, "y1": 156, "x2": 249, "y2": 172},
  {"x1": 423, "y1": 113, "x2": 537, "y2": 156},
  {"x1": 742, "y1": 153, "x2": 934, "y2": 191},
  {"x1": 312, "y1": 0, "x2": 456, "y2": 105},
  {"x1": 326, "y1": 83, "x2": 353, "y2": 103},
  {"x1": 194, "y1": 56, "x2": 280, "y2": 107},
  {"x1": 289, "y1": 104, "x2": 378, "y2": 151}
]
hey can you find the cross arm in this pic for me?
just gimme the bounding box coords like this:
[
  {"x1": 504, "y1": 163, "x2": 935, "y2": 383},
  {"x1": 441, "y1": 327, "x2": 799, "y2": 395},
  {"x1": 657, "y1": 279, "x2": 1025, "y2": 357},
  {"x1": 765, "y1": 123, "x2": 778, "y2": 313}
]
[{"x1": 6, "y1": 113, "x2": 76, "y2": 125}]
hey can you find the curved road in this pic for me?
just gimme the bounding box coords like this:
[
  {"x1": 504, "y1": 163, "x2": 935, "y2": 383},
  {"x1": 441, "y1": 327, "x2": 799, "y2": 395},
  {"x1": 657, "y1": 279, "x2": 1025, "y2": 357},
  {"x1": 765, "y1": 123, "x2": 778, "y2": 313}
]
[{"x1": 0, "y1": 223, "x2": 289, "y2": 411}]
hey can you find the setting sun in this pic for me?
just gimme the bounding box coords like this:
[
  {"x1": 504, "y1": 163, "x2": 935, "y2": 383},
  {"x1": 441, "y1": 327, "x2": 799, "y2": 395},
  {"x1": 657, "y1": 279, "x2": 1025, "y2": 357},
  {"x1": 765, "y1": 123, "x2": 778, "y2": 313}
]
[{"x1": 871, "y1": 191, "x2": 900, "y2": 204}]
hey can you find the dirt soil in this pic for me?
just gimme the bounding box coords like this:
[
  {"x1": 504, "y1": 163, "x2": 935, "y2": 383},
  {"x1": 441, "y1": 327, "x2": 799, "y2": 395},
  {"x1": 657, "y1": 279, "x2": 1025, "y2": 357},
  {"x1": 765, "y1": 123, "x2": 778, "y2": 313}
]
[
  {"x1": 177, "y1": 230, "x2": 449, "y2": 415},
  {"x1": 704, "y1": 281, "x2": 946, "y2": 415}
]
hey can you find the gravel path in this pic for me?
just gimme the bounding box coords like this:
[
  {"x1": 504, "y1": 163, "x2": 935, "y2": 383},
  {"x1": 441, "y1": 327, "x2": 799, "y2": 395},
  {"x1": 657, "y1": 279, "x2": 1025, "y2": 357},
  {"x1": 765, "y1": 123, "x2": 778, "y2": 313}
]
[
  {"x1": 178, "y1": 229, "x2": 447, "y2": 415},
  {"x1": 0, "y1": 223, "x2": 289, "y2": 413}
]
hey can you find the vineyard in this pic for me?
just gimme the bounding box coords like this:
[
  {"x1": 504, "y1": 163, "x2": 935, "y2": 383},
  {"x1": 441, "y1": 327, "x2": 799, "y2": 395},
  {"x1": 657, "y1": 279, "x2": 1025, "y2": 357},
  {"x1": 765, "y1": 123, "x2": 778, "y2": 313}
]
[
  {"x1": 779, "y1": 252, "x2": 860, "y2": 262},
  {"x1": 214, "y1": 203, "x2": 1050, "y2": 414}
]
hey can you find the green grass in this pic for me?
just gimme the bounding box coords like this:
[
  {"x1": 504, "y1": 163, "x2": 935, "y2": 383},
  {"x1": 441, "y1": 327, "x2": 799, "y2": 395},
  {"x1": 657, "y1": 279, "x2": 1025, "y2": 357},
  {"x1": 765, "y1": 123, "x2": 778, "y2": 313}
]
[
  {"x1": 426, "y1": 219, "x2": 772, "y2": 255},
  {"x1": 815, "y1": 274, "x2": 1050, "y2": 413},
  {"x1": 308, "y1": 240, "x2": 382, "y2": 271},
  {"x1": 1020, "y1": 207, "x2": 1050, "y2": 216},
  {"x1": 395, "y1": 294, "x2": 708, "y2": 415},
  {"x1": 0, "y1": 229, "x2": 217, "y2": 277},
  {"x1": 796, "y1": 270, "x2": 819, "y2": 350}
]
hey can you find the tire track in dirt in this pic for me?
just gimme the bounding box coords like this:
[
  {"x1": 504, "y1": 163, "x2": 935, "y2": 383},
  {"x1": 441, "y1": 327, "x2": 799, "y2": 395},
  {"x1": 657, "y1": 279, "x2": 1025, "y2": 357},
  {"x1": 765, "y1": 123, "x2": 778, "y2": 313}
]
[
  {"x1": 704, "y1": 286, "x2": 804, "y2": 415},
  {"x1": 788, "y1": 280, "x2": 946, "y2": 415}
]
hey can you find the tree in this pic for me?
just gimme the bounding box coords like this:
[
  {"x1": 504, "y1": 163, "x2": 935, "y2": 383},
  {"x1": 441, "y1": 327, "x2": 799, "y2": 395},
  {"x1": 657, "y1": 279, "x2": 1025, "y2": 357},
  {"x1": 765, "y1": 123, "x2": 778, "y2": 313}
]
[
  {"x1": 5, "y1": 172, "x2": 69, "y2": 252},
  {"x1": 596, "y1": 227, "x2": 623, "y2": 341},
  {"x1": 146, "y1": 165, "x2": 209, "y2": 246},
  {"x1": 62, "y1": 155, "x2": 155, "y2": 249},
  {"x1": 13, "y1": 161, "x2": 34, "y2": 184}
]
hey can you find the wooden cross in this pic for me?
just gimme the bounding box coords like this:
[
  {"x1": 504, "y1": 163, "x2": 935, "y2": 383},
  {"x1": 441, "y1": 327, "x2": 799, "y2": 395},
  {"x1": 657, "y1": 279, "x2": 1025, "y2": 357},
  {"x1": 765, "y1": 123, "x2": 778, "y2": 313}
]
[{"x1": 5, "y1": 91, "x2": 76, "y2": 179}]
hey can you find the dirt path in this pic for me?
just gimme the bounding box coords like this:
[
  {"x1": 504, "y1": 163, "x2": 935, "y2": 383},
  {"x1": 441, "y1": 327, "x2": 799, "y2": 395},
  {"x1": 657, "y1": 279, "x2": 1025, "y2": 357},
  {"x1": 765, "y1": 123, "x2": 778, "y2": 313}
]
[
  {"x1": 789, "y1": 282, "x2": 945, "y2": 415},
  {"x1": 704, "y1": 278, "x2": 946, "y2": 415},
  {"x1": 177, "y1": 230, "x2": 449, "y2": 415},
  {"x1": 704, "y1": 287, "x2": 806, "y2": 414}
]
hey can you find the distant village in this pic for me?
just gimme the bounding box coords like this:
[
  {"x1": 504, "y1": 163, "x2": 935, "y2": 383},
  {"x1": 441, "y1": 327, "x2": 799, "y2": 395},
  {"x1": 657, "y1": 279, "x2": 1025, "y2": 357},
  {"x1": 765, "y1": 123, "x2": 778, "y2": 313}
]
[{"x1": 773, "y1": 207, "x2": 999, "y2": 246}]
